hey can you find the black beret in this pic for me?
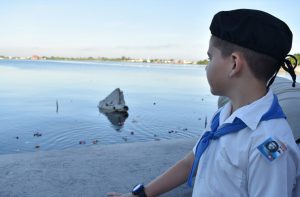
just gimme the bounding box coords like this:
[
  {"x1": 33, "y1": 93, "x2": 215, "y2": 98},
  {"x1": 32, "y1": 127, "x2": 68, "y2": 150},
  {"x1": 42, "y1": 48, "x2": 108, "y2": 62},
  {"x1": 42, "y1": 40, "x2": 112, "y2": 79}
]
[{"x1": 210, "y1": 9, "x2": 293, "y2": 61}]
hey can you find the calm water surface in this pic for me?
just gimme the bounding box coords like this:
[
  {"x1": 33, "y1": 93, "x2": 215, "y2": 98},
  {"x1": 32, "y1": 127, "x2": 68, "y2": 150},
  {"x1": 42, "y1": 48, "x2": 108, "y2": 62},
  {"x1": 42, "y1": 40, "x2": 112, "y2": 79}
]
[{"x1": 0, "y1": 60, "x2": 218, "y2": 155}]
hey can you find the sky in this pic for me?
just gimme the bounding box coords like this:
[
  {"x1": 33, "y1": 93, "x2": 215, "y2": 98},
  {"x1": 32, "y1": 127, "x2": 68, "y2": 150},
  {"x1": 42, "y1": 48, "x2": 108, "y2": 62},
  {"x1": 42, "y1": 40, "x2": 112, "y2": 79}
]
[{"x1": 0, "y1": 0, "x2": 300, "y2": 61}]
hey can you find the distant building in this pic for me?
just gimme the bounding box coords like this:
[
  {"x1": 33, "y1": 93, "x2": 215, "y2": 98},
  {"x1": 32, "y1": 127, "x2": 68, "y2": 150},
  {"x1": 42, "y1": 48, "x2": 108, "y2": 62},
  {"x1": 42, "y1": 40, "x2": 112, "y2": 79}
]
[{"x1": 31, "y1": 55, "x2": 40, "y2": 60}]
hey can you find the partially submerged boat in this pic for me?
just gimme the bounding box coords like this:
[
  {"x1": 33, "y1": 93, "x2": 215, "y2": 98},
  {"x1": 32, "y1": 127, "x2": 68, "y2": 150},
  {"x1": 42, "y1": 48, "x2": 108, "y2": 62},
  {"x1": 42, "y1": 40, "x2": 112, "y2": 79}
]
[{"x1": 98, "y1": 88, "x2": 129, "y2": 113}]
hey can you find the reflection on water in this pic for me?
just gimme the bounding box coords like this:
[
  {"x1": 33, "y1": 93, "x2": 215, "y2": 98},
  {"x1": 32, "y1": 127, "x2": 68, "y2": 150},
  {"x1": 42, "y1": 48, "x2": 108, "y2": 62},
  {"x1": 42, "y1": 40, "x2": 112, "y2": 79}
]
[{"x1": 99, "y1": 110, "x2": 129, "y2": 131}]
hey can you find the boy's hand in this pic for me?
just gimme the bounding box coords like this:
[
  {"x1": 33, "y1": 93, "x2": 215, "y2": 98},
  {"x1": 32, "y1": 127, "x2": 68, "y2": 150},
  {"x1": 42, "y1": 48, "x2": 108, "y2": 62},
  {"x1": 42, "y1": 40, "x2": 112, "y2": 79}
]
[{"x1": 106, "y1": 192, "x2": 136, "y2": 197}]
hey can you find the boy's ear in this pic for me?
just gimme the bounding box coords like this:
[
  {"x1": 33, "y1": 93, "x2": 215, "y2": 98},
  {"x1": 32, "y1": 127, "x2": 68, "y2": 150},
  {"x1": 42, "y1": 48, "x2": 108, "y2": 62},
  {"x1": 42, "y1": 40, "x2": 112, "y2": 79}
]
[{"x1": 228, "y1": 52, "x2": 244, "y2": 78}]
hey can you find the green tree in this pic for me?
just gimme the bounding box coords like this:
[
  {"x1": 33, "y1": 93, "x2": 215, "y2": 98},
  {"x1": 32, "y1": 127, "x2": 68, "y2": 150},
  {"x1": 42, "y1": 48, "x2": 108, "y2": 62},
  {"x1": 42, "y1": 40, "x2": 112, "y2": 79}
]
[
  {"x1": 196, "y1": 59, "x2": 209, "y2": 65},
  {"x1": 292, "y1": 53, "x2": 300, "y2": 65}
]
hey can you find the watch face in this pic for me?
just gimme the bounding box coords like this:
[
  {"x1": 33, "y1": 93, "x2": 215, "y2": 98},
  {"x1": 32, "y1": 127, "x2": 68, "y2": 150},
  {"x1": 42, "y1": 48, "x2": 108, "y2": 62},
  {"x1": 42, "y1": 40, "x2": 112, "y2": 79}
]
[{"x1": 132, "y1": 184, "x2": 143, "y2": 194}]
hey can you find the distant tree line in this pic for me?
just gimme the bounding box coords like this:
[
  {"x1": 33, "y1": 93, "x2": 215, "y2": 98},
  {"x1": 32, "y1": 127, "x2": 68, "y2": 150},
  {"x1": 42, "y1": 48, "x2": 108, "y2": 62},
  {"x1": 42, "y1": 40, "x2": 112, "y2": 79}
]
[
  {"x1": 1, "y1": 54, "x2": 299, "y2": 66},
  {"x1": 289, "y1": 53, "x2": 300, "y2": 65},
  {"x1": 196, "y1": 53, "x2": 300, "y2": 66},
  {"x1": 196, "y1": 59, "x2": 209, "y2": 65}
]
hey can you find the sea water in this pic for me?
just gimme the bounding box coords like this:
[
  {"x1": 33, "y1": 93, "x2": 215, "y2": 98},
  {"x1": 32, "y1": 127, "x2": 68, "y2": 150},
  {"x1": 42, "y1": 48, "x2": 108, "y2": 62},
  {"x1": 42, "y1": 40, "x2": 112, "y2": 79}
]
[{"x1": 0, "y1": 60, "x2": 217, "y2": 154}]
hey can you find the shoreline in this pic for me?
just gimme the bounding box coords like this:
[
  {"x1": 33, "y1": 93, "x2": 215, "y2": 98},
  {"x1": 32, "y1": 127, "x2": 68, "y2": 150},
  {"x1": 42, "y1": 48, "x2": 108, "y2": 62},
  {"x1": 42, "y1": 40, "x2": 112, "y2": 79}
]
[{"x1": 0, "y1": 138, "x2": 196, "y2": 197}]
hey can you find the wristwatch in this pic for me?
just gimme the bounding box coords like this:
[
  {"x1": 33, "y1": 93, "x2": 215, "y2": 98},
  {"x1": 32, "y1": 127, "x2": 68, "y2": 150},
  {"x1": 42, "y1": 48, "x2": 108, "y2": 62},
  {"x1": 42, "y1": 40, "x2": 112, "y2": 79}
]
[{"x1": 132, "y1": 184, "x2": 148, "y2": 197}]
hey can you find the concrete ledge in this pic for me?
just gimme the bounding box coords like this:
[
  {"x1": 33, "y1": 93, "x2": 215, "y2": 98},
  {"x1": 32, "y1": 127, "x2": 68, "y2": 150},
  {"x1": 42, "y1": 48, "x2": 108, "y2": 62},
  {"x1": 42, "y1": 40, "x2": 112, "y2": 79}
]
[{"x1": 0, "y1": 138, "x2": 196, "y2": 197}]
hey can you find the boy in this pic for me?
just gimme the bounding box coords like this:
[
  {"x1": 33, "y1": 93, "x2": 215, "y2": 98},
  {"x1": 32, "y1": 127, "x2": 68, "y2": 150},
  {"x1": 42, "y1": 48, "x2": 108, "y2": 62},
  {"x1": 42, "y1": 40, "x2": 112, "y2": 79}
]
[{"x1": 107, "y1": 9, "x2": 300, "y2": 197}]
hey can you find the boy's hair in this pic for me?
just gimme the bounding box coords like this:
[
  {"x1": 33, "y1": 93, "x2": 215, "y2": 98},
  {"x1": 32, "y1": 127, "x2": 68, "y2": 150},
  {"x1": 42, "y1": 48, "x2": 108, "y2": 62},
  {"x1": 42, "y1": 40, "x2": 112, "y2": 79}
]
[{"x1": 211, "y1": 35, "x2": 279, "y2": 85}]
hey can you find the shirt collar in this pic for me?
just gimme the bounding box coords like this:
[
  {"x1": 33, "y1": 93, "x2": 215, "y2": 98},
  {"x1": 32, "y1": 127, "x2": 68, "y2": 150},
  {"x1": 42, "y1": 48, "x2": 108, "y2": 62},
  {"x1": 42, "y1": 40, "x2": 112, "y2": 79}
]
[{"x1": 219, "y1": 90, "x2": 274, "y2": 131}]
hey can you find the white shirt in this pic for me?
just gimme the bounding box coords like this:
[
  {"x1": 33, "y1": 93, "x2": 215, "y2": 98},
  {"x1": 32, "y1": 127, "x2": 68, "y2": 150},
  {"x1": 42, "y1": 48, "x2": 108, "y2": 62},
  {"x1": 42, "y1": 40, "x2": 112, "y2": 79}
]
[{"x1": 192, "y1": 90, "x2": 300, "y2": 197}]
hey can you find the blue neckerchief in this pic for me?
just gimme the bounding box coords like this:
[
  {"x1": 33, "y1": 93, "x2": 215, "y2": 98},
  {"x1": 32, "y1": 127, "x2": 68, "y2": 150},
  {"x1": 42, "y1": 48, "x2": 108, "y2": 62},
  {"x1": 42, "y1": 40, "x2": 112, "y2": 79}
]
[{"x1": 187, "y1": 94, "x2": 285, "y2": 187}]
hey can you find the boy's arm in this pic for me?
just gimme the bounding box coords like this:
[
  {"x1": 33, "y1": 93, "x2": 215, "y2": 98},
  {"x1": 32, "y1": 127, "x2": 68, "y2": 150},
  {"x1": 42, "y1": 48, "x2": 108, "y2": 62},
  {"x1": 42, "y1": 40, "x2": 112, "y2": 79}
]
[
  {"x1": 107, "y1": 151, "x2": 195, "y2": 197},
  {"x1": 144, "y1": 151, "x2": 194, "y2": 197}
]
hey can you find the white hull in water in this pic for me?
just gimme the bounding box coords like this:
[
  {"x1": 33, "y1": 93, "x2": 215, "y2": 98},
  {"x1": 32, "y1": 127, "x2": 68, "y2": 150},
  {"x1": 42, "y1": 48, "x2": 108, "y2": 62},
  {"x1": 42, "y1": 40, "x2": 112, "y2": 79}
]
[{"x1": 98, "y1": 88, "x2": 129, "y2": 113}]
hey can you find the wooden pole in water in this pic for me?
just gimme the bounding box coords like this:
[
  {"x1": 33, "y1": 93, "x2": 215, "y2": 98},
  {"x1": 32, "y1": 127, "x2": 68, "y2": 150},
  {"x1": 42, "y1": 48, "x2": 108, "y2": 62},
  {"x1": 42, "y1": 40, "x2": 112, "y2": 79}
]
[{"x1": 56, "y1": 100, "x2": 59, "y2": 113}]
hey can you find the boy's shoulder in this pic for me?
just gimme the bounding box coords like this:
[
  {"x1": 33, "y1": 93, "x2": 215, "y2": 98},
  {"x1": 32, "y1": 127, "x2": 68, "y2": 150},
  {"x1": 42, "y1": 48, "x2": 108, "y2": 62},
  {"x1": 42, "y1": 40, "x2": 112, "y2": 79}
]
[
  {"x1": 249, "y1": 118, "x2": 299, "y2": 161},
  {"x1": 251, "y1": 118, "x2": 293, "y2": 144}
]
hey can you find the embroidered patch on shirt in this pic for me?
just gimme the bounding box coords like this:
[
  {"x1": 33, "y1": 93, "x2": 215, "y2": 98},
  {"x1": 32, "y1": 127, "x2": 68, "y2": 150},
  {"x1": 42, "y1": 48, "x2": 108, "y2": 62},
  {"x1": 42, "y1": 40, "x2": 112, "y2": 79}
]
[{"x1": 257, "y1": 137, "x2": 287, "y2": 162}]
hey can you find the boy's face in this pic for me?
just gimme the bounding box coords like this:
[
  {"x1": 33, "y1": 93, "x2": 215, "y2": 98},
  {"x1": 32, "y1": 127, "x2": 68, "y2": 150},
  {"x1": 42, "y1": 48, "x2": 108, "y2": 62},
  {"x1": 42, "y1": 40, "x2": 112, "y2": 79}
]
[{"x1": 206, "y1": 38, "x2": 232, "y2": 96}]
